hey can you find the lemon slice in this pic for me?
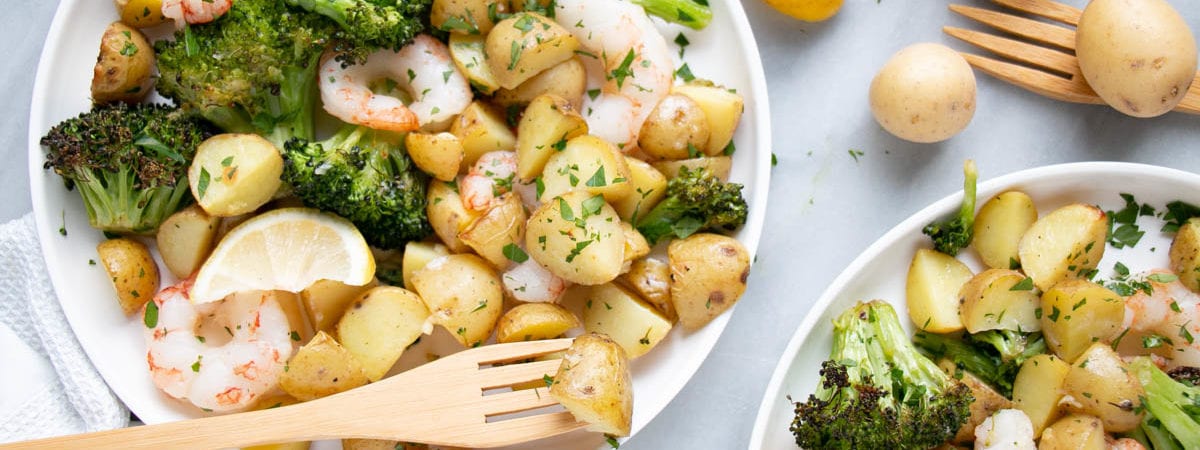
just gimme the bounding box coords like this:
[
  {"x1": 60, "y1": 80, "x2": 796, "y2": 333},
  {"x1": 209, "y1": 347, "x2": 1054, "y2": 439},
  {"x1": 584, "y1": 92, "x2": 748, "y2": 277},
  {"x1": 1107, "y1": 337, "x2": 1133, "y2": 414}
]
[{"x1": 190, "y1": 208, "x2": 375, "y2": 303}]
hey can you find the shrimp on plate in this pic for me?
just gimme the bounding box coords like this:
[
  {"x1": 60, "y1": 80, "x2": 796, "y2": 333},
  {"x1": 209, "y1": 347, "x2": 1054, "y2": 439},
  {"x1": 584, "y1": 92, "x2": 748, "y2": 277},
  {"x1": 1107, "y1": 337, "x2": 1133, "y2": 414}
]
[
  {"x1": 162, "y1": 0, "x2": 232, "y2": 27},
  {"x1": 143, "y1": 280, "x2": 294, "y2": 412},
  {"x1": 503, "y1": 257, "x2": 569, "y2": 303},
  {"x1": 553, "y1": 0, "x2": 675, "y2": 149},
  {"x1": 320, "y1": 34, "x2": 473, "y2": 133},
  {"x1": 1121, "y1": 269, "x2": 1200, "y2": 369},
  {"x1": 460, "y1": 151, "x2": 518, "y2": 212}
]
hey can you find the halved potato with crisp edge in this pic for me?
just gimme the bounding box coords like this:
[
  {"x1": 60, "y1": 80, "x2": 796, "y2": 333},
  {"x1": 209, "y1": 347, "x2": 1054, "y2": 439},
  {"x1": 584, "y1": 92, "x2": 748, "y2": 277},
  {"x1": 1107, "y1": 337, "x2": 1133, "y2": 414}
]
[{"x1": 1017, "y1": 203, "x2": 1107, "y2": 291}]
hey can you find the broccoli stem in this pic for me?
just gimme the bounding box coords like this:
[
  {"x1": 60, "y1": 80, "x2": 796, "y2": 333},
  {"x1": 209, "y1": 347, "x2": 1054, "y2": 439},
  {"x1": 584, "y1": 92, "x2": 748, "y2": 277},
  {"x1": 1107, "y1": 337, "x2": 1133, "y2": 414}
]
[
  {"x1": 631, "y1": 0, "x2": 712, "y2": 30},
  {"x1": 75, "y1": 167, "x2": 192, "y2": 234},
  {"x1": 958, "y1": 159, "x2": 977, "y2": 230},
  {"x1": 922, "y1": 159, "x2": 978, "y2": 255},
  {"x1": 1131, "y1": 357, "x2": 1200, "y2": 447}
]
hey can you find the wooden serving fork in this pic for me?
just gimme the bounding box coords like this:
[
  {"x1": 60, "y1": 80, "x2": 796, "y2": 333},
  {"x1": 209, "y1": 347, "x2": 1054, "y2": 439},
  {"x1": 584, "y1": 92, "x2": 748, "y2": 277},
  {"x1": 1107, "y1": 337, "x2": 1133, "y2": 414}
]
[
  {"x1": 943, "y1": 0, "x2": 1200, "y2": 114},
  {"x1": 0, "y1": 338, "x2": 583, "y2": 449}
]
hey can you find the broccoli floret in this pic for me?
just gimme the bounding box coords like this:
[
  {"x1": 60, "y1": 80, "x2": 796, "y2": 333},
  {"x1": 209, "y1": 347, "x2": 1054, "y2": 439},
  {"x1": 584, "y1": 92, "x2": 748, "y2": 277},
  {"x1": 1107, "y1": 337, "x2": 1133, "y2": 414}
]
[
  {"x1": 635, "y1": 166, "x2": 748, "y2": 244},
  {"x1": 41, "y1": 103, "x2": 214, "y2": 234},
  {"x1": 155, "y1": 0, "x2": 334, "y2": 148},
  {"x1": 284, "y1": 0, "x2": 430, "y2": 63},
  {"x1": 923, "y1": 159, "x2": 978, "y2": 255},
  {"x1": 631, "y1": 0, "x2": 712, "y2": 30},
  {"x1": 791, "y1": 300, "x2": 974, "y2": 449},
  {"x1": 1130, "y1": 357, "x2": 1200, "y2": 449},
  {"x1": 913, "y1": 329, "x2": 1045, "y2": 397},
  {"x1": 281, "y1": 125, "x2": 431, "y2": 249}
]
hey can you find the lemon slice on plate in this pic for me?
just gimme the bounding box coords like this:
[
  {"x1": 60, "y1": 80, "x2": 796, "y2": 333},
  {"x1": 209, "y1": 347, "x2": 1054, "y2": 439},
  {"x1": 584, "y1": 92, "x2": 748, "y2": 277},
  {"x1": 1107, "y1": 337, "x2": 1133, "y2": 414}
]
[{"x1": 190, "y1": 208, "x2": 375, "y2": 303}]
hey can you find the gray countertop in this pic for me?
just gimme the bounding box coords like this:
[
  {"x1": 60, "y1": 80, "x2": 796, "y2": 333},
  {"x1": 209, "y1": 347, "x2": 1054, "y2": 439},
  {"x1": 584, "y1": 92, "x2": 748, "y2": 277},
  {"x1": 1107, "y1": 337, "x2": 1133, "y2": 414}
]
[{"x1": 6, "y1": 0, "x2": 1200, "y2": 448}]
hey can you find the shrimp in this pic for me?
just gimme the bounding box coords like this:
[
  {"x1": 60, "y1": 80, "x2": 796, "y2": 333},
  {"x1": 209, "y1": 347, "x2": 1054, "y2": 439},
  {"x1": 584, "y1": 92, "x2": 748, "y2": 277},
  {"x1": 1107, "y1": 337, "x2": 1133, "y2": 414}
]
[
  {"x1": 553, "y1": 0, "x2": 674, "y2": 150},
  {"x1": 503, "y1": 257, "x2": 569, "y2": 303},
  {"x1": 460, "y1": 151, "x2": 518, "y2": 212},
  {"x1": 1122, "y1": 270, "x2": 1200, "y2": 368},
  {"x1": 320, "y1": 35, "x2": 472, "y2": 132},
  {"x1": 1107, "y1": 437, "x2": 1146, "y2": 450},
  {"x1": 143, "y1": 281, "x2": 294, "y2": 412},
  {"x1": 162, "y1": 0, "x2": 232, "y2": 27}
]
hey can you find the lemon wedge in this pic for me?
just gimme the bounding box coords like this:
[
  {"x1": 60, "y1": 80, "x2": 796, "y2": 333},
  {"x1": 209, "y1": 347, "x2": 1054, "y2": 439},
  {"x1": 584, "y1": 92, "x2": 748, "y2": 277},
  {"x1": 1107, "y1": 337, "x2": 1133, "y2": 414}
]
[
  {"x1": 190, "y1": 208, "x2": 375, "y2": 303},
  {"x1": 763, "y1": 0, "x2": 843, "y2": 22}
]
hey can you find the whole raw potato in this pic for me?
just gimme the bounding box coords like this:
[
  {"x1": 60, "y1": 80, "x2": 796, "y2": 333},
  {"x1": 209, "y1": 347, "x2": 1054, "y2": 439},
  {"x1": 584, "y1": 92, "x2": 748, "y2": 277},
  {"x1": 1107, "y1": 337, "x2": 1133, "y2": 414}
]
[
  {"x1": 1076, "y1": 0, "x2": 1197, "y2": 118},
  {"x1": 869, "y1": 43, "x2": 977, "y2": 143}
]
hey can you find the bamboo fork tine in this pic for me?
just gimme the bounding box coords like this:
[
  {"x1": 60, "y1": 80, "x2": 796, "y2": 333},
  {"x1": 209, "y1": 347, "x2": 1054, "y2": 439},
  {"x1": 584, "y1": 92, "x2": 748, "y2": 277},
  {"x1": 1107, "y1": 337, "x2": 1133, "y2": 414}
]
[
  {"x1": 993, "y1": 0, "x2": 1082, "y2": 25},
  {"x1": 943, "y1": 26, "x2": 1077, "y2": 75},
  {"x1": 478, "y1": 359, "x2": 563, "y2": 389},
  {"x1": 470, "y1": 337, "x2": 573, "y2": 365},
  {"x1": 948, "y1": 4, "x2": 1075, "y2": 48},
  {"x1": 956, "y1": 52, "x2": 1105, "y2": 104}
]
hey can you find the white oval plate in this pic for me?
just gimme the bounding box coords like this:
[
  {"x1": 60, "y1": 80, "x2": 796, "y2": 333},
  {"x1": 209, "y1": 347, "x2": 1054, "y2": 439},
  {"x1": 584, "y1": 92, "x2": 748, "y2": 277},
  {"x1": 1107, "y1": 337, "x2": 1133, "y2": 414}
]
[
  {"x1": 27, "y1": 0, "x2": 770, "y2": 447},
  {"x1": 748, "y1": 162, "x2": 1200, "y2": 449}
]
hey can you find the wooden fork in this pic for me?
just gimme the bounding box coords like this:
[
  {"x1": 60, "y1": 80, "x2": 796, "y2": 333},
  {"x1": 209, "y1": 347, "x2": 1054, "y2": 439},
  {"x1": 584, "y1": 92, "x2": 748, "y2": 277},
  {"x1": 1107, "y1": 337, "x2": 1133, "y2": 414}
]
[
  {"x1": 0, "y1": 338, "x2": 583, "y2": 449},
  {"x1": 944, "y1": 0, "x2": 1200, "y2": 114}
]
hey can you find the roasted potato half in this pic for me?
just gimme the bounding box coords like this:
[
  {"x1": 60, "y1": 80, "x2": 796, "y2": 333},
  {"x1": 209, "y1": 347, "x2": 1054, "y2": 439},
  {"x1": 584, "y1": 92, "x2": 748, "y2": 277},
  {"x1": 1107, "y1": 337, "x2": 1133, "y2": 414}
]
[
  {"x1": 611, "y1": 157, "x2": 668, "y2": 223},
  {"x1": 401, "y1": 241, "x2": 450, "y2": 290},
  {"x1": 450, "y1": 101, "x2": 516, "y2": 170},
  {"x1": 549, "y1": 333, "x2": 633, "y2": 436},
  {"x1": 638, "y1": 94, "x2": 711, "y2": 160},
  {"x1": 672, "y1": 84, "x2": 744, "y2": 155},
  {"x1": 1017, "y1": 203, "x2": 1107, "y2": 291},
  {"x1": 972, "y1": 190, "x2": 1036, "y2": 270},
  {"x1": 619, "y1": 257, "x2": 674, "y2": 321},
  {"x1": 92, "y1": 22, "x2": 155, "y2": 104},
  {"x1": 494, "y1": 57, "x2": 587, "y2": 110},
  {"x1": 1012, "y1": 354, "x2": 1070, "y2": 437},
  {"x1": 906, "y1": 248, "x2": 971, "y2": 333},
  {"x1": 188, "y1": 133, "x2": 283, "y2": 217},
  {"x1": 669, "y1": 233, "x2": 751, "y2": 330},
  {"x1": 458, "y1": 193, "x2": 527, "y2": 269},
  {"x1": 581, "y1": 283, "x2": 672, "y2": 358},
  {"x1": 115, "y1": 0, "x2": 168, "y2": 28},
  {"x1": 1038, "y1": 414, "x2": 1106, "y2": 450},
  {"x1": 515, "y1": 94, "x2": 588, "y2": 182},
  {"x1": 957, "y1": 269, "x2": 1041, "y2": 334},
  {"x1": 448, "y1": 34, "x2": 500, "y2": 95},
  {"x1": 1061, "y1": 343, "x2": 1144, "y2": 433},
  {"x1": 431, "y1": 0, "x2": 507, "y2": 35},
  {"x1": 485, "y1": 13, "x2": 580, "y2": 89},
  {"x1": 651, "y1": 156, "x2": 732, "y2": 182},
  {"x1": 301, "y1": 279, "x2": 378, "y2": 333},
  {"x1": 336, "y1": 286, "x2": 430, "y2": 381},
  {"x1": 156, "y1": 205, "x2": 220, "y2": 279},
  {"x1": 539, "y1": 135, "x2": 633, "y2": 202},
  {"x1": 525, "y1": 190, "x2": 626, "y2": 285},
  {"x1": 410, "y1": 254, "x2": 504, "y2": 347},
  {"x1": 279, "y1": 331, "x2": 369, "y2": 401},
  {"x1": 426, "y1": 178, "x2": 479, "y2": 253},
  {"x1": 1040, "y1": 279, "x2": 1124, "y2": 363},
  {"x1": 1170, "y1": 218, "x2": 1200, "y2": 292},
  {"x1": 97, "y1": 237, "x2": 159, "y2": 315},
  {"x1": 405, "y1": 132, "x2": 464, "y2": 182},
  {"x1": 496, "y1": 303, "x2": 580, "y2": 343}
]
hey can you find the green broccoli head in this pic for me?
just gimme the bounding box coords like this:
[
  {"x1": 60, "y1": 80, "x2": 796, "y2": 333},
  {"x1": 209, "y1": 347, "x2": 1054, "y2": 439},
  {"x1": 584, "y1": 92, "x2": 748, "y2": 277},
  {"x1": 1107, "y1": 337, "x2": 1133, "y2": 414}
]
[
  {"x1": 282, "y1": 125, "x2": 432, "y2": 249},
  {"x1": 41, "y1": 103, "x2": 215, "y2": 234},
  {"x1": 923, "y1": 159, "x2": 978, "y2": 255},
  {"x1": 635, "y1": 166, "x2": 748, "y2": 245},
  {"x1": 155, "y1": 0, "x2": 334, "y2": 147},
  {"x1": 792, "y1": 300, "x2": 973, "y2": 449},
  {"x1": 284, "y1": 0, "x2": 431, "y2": 64},
  {"x1": 913, "y1": 329, "x2": 1045, "y2": 397}
]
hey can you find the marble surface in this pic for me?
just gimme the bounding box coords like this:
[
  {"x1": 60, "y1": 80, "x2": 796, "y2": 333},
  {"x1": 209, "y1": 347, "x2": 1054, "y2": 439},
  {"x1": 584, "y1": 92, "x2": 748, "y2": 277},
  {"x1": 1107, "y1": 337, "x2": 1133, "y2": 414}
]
[{"x1": 6, "y1": 0, "x2": 1200, "y2": 448}]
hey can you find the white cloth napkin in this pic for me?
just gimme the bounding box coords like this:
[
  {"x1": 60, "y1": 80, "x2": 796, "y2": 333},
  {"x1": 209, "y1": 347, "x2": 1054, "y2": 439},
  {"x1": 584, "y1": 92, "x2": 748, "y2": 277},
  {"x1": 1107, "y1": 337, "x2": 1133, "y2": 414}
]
[{"x1": 0, "y1": 213, "x2": 129, "y2": 443}]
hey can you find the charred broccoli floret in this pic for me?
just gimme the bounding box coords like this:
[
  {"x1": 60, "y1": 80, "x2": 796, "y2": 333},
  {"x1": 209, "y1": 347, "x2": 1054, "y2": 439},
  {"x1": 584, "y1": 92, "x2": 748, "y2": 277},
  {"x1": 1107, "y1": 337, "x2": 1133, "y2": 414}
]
[
  {"x1": 635, "y1": 166, "x2": 748, "y2": 244},
  {"x1": 914, "y1": 329, "x2": 1046, "y2": 397},
  {"x1": 281, "y1": 125, "x2": 431, "y2": 249},
  {"x1": 155, "y1": 0, "x2": 333, "y2": 147},
  {"x1": 1130, "y1": 357, "x2": 1200, "y2": 450},
  {"x1": 923, "y1": 159, "x2": 978, "y2": 255},
  {"x1": 791, "y1": 300, "x2": 974, "y2": 449},
  {"x1": 41, "y1": 103, "x2": 214, "y2": 234},
  {"x1": 284, "y1": 0, "x2": 430, "y2": 63}
]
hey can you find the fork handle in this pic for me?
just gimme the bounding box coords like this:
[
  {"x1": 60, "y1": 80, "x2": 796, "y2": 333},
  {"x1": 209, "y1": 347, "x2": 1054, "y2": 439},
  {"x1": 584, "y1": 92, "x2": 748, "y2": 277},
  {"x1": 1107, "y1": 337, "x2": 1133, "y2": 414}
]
[{"x1": 0, "y1": 401, "x2": 327, "y2": 449}]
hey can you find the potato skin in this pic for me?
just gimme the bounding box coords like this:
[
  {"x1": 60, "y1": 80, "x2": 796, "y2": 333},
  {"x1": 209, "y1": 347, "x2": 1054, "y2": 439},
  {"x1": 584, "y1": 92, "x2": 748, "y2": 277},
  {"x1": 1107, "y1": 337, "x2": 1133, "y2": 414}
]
[
  {"x1": 549, "y1": 333, "x2": 633, "y2": 436},
  {"x1": 405, "y1": 132, "x2": 464, "y2": 182},
  {"x1": 515, "y1": 94, "x2": 589, "y2": 182},
  {"x1": 496, "y1": 303, "x2": 580, "y2": 343},
  {"x1": 410, "y1": 254, "x2": 504, "y2": 347},
  {"x1": 638, "y1": 94, "x2": 711, "y2": 160},
  {"x1": 1170, "y1": 218, "x2": 1200, "y2": 292},
  {"x1": 869, "y1": 43, "x2": 976, "y2": 143},
  {"x1": 494, "y1": 58, "x2": 587, "y2": 110},
  {"x1": 651, "y1": 156, "x2": 732, "y2": 182},
  {"x1": 1039, "y1": 414, "x2": 1106, "y2": 450},
  {"x1": 114, "y1": 0, "x2": 168, "y2": 28},
  {"x1": 1076, "y1": 0, "x2": 1197, "y2": 118},
  {"x1": 426, "y1": 178, "x2": 479, "y2": 253},
  {"x1": 92, "y1": 22, "x2": 155, "y2": 104},
  {"x1": 668, "y1": 233, "x2": 751, "y2": 330},
  {"x1": 279, "y1": 331, "x2": 369, "y2": 401},
  {"x1": 458, "y1": 193, "x2": 526, "y2": 269},
  {"x1": 97, "y1": 237, "x2": 159, "y2": 315},
  {"x1": 619, "y1": 257, "x2": 674, "y2": 321}
]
